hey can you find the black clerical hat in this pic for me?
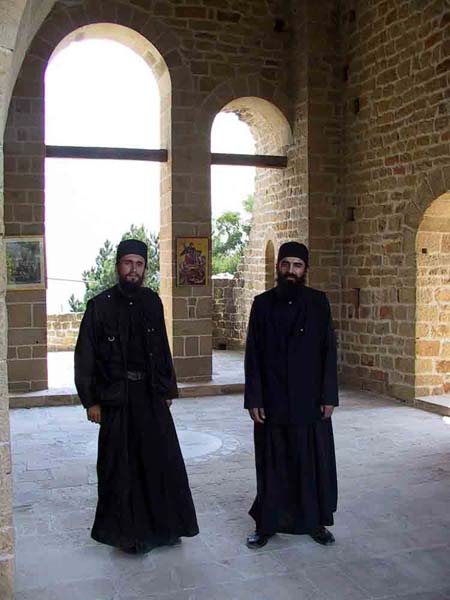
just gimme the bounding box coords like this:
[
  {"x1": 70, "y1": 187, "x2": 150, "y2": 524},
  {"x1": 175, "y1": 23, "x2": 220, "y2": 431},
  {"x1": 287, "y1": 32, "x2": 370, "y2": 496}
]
[
  {"x1": 277, "y1": 241, "x2": 309, "y2": 266},
  {"x1": 116, "y1": 239, "x2": 148, "y2": 266}
]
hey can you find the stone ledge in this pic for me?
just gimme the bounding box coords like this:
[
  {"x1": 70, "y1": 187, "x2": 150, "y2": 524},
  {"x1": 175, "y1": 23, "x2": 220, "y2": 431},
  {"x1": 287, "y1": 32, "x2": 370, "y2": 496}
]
[
  {"x1": 9, "y1": 382, "x2": 245, "y2": 409},
  {"x1": 413, "y1": 394, "x2": 450, "y2": 417}
]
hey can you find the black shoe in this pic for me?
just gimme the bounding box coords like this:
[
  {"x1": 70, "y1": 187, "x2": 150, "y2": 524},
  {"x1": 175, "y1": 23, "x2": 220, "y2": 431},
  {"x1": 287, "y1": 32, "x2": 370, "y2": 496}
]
[
  {"x1": 246, "y1": 531, "x2": 273, "y2": 549},
  {"x1": 166, "y1": 537, "x2": 181, "y2": 546},
  {"x1": 309, "y1": 526, "x2": 335, "y2": 545},
  {"x1": 120, "y1": 545, "x2": 137, "y2": 554}
]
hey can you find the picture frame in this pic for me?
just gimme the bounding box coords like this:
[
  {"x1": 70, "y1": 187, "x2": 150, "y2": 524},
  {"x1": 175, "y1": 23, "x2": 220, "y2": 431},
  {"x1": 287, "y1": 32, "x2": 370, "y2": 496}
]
[
  {"x1": 176, "y1": 237, "x2": 209, "y2": 286},
  {"x1": 5, "y1": 236, "x2": 46, "y2": 290}
]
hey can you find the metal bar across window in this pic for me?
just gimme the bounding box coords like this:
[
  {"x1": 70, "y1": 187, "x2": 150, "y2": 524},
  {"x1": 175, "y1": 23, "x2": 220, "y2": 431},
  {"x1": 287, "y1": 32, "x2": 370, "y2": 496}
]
[
  {"x1": 45, "y1": 146, "x2": 288, "y2": 169},
  {"x1": 45, "y1": 145, "x2": 168, "y2": 162},
  {"x1": 211, "y1": 153, "x2": 287, "y2": 169}
]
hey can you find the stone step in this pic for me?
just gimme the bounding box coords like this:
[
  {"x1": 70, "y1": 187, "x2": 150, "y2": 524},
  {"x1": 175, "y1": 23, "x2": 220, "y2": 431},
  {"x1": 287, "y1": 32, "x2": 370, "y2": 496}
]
[
  {"x1": 9, "y1": 381, "x2": 245, "y2": 409},
  {"x1": 413, "y1": 395, "x2": 450, "y2": 417}
]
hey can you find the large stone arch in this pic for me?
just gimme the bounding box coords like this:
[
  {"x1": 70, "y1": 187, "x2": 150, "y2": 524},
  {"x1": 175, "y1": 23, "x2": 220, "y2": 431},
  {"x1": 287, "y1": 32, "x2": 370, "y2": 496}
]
[
  {"x1": 197, "y1": 74, "x2": 293, "y2": 140},
  {"x1": 204, "y1": 84, "x2": 304, "y2": 347},
  {"x1": 400, "y1": 167, "x2": 450, "y2": 399},
  {"x1": 3, "y1": 1, "x2": 201, "y2": 392}
]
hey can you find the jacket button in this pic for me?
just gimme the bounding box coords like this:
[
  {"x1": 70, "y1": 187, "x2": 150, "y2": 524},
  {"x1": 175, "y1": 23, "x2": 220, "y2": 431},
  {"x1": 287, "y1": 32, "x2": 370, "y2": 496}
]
[
  {"x1": 299, "y1": 328, "x2": 304, "y2": 333},
  {"x1": 149, "y1": 352, "x2": 153, "y2": 357},
  {"x1": 129, "y1": 301, "x2": 133, "y2": 306}
]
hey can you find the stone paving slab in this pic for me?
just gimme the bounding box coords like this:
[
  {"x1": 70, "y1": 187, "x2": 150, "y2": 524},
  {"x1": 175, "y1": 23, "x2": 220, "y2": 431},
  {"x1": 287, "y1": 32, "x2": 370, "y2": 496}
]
[{"x1": 10, "y1": 388, "x2": 450, "y2": 599}]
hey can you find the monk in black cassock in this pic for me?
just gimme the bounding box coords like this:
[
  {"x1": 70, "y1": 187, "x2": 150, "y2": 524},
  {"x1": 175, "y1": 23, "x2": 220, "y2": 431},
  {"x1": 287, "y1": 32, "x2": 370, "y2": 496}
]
[
  {"x1": 75, "y1": 239, "x2": 199, "y2": 554},
  {"x1": 244, "y1": 241, "x2": 338, "y2": 548}
]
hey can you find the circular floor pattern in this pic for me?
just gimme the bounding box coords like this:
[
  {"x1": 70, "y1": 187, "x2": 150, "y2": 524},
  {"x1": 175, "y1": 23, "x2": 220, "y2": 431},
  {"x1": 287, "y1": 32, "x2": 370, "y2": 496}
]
[{"x1": 178, "y1": 430, "x2": 223, "y2": 459}]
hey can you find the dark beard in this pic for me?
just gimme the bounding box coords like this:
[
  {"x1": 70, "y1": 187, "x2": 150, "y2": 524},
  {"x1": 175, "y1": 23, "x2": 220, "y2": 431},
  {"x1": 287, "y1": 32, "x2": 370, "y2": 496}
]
[
  {"x1": 118, "y1": 274, "x2": 144, "y2": 295},
  {"x1": 276, "y1": 271, "x2": 306, "y2": 300}
]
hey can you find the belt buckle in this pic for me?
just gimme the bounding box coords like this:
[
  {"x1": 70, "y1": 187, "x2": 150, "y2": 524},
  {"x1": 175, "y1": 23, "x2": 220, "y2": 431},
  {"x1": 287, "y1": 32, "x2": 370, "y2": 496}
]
[{"x1": 127, "y1": 371, "x2": 145, "y2": 381}]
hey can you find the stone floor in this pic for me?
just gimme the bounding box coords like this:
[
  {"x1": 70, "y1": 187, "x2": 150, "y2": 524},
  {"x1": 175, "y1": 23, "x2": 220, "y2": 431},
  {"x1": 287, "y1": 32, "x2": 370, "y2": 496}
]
[{"x1": 10, "y1": 388, "x2": 450, "y2": 600}]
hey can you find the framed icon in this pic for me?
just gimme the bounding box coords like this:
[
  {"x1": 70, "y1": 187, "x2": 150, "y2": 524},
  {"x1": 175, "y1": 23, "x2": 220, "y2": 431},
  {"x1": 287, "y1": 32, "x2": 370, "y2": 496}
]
[
  {"x1": 176, "y1": 237, "x2": 209, "y2": 286},
  {"x1": 5, "y1": 236, "x2": 46, "y2": 290}
]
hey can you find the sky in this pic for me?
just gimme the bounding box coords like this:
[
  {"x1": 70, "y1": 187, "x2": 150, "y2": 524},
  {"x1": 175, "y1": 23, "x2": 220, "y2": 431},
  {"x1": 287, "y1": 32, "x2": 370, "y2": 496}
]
[{"x1": 45, "y1": 39, "x2": 255, "y2": 313}]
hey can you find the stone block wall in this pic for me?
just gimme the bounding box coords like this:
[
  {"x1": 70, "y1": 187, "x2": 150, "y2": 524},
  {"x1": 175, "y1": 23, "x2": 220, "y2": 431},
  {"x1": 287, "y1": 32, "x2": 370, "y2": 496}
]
[
  {"x1": 4, "y1": 85, "x2": 47, "y2": 392},
  {"x1": 339, "y1": 0, "x2": 450, "y2": 400},
  {"x1": 212, "y1": 276, "x2": 245, "y2": 350},
  {"x1": 47, "y1": 312, "x2": 82, "y2": 352}
]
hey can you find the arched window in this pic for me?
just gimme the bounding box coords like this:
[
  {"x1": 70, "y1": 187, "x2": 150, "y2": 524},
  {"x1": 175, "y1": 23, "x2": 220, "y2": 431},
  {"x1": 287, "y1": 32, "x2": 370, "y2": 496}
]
[{"x1": 44, "y1": 24, "x2": 170, "y2": 388}]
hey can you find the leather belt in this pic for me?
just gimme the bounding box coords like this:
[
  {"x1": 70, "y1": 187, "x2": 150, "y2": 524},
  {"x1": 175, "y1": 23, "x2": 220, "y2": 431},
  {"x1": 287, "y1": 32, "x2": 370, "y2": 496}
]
[{"x1": 126, "y1": 370, "x2": 146, "y2": 381}]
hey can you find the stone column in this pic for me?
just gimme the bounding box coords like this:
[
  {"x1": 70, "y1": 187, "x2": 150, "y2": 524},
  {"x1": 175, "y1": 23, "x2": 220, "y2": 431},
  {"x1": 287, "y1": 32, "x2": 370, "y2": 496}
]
[
  {"x1": 0, "y1": 145, "x2": 15, "y2": 599},
  {"x1": 164, "y1": 114, "x2": 212, "y2": 382}
]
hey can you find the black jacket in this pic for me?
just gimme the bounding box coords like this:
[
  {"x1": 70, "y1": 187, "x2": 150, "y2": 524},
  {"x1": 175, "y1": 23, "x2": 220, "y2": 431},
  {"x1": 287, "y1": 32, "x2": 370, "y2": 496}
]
[
  {"x1": 244, "y1": 285, "x2": 338, "y2": 426},
  {"x1": 75, "y1": 285, "x2": 178, "y2": 409}
]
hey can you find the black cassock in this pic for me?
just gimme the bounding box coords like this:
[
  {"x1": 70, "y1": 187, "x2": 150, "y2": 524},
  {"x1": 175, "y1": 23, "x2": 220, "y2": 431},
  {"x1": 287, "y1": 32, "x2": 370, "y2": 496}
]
[
  {"x1": 244, "y1": 284, "x2": 338, "y2": 535},
  {"x1": 75, "y1": 285, "x2": 199, "y2": 552}
]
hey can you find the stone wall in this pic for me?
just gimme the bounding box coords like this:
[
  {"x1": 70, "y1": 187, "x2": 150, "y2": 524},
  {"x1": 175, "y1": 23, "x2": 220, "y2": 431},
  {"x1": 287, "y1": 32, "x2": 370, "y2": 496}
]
[
  {"x1": 339, "y1": 0, "x2": 450, "y2": 400},
  {"x1": 47, "y1": 312, "x2": 82, "y2": 352},
  {"x1": 212, "y1": 276, "x2": 245, "y2": 350}
]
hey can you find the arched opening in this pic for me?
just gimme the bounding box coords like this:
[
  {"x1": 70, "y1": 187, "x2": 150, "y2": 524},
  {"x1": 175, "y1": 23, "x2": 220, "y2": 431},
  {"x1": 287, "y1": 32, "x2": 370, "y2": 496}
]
[
  {"x1": 265, "y1": 240, "x2": 275, "y2": 290},
  {"x1": 415, "y1": 191, "x2": 450, "y2": 398},
  {"x1": 209, "y1": 97, "x2": 292, "y2": 354},
  {"x1": 210, "y1": 111, "x2": 254, "y2": 359},
  {"x1": 45, "y1": 27, "x2": 165, "y2": 389},
  {"x1": 5, "y1": 23, "x2": 171, "y2": 393}
]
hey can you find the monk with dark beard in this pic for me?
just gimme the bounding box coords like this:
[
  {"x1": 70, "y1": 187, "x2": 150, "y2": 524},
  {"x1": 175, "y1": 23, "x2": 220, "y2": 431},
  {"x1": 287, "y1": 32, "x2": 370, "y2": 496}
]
[
  {"x1": 244, "y1": 241, "x2": 338, "y2": 548},
  {"x1": 75, "y1": 239, "x2": 199, "y2": 553}
]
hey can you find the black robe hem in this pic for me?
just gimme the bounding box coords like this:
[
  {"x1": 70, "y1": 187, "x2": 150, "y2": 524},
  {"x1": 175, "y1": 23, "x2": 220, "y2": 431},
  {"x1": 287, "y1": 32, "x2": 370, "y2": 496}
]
[
  {"x1": 249, "y1": 504, "x2": 334, "y2": 536},
  {"x1": 91, "y1": 525, "x2": 199, "y2": 552}
]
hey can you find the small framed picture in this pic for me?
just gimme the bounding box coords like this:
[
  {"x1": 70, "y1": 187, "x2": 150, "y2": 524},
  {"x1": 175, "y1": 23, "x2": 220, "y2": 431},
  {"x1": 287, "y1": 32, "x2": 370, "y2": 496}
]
[
  {"x1": 5, "y1": 236, "x2": 46, "y2": 290},
  {"x1": 176, "y1": 237, "x2": 209, "y2": 286}
]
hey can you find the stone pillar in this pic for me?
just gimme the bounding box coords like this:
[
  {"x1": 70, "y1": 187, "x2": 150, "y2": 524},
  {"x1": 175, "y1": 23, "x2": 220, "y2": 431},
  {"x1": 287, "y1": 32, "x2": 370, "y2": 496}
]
[
  {"x1": 166, "y1": 120, "x2": 212, "y2": 382},
  {"x1": 0, "y1": 146, "x2": 15, "y2": 600},
  {"x1": 305, "y1": 0, "x2": 343, "y2": 321},
  {"x1": 4, "y1": 65, "x2": 47, "y2": 393}
]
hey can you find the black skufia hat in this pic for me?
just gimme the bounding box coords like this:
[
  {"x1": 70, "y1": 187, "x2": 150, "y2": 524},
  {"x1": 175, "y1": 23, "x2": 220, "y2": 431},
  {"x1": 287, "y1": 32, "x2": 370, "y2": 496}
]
[
  {"x1": 116, "y1": 239, "x2": 148, "y2": 266},
  {"x1": 277, "y1": 241, "x2": 309, "y2": 267}
]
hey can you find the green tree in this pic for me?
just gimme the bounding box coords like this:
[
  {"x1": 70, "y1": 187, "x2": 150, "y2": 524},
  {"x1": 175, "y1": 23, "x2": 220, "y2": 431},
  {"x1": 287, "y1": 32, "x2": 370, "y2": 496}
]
[
  {"x1": 68, "y1": 225, "x2": 160, "y2": 312},
  {"x1": 68, "y1": 294, "x2": 85, "y2": 313},
  {"x1": 212, "y1": 195, "x2": 254, "y2": 275}
]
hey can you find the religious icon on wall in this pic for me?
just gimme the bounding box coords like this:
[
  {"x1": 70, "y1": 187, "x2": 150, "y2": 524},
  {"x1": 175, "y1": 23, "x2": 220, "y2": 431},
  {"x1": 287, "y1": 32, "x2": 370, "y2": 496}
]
[
  {"x1": 176, "y1": 237, "x2": 209, "y2": 286},
  {"x1": 5, "y1": 236, "x2": 46, "y2": 290}
]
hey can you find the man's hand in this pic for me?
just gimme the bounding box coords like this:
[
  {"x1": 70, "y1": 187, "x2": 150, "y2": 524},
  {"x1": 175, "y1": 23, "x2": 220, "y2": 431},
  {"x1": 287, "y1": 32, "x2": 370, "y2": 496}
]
[
  {"x1": 87, "y1": 404, "x2": 101, "y2": 424},
  {"x1": 166, "y1": 398, "x2": 173, "y2": 408},
  {"x1": 321, "y1": 405, "x2": 334, "y2": 420},
  {"x1": 249, "y1": 407, "x2": 266, "y2": 424}
]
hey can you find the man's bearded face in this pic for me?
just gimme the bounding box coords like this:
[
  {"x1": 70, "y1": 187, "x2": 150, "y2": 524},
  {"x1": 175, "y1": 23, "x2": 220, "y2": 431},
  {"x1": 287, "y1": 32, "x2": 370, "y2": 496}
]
[
  {"x1": 277, "y1": 257, "x2": 307, "y2": 287},
  {"x1": 117, "y1": 254, "x2": 146, "y2": 292}
]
